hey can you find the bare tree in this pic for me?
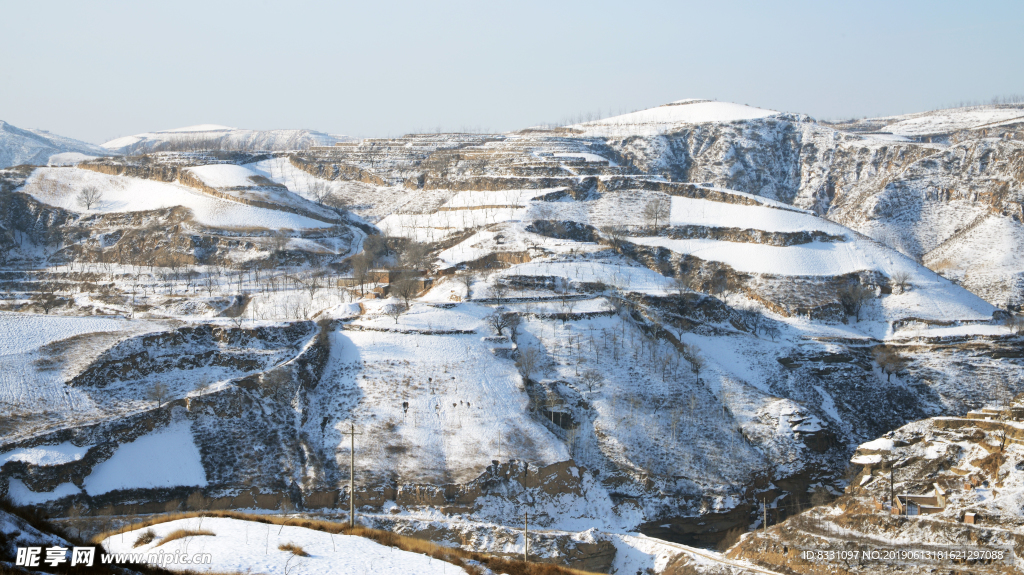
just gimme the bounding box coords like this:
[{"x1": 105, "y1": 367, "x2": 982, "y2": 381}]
[
  {"x1": 400, "y1": 241, "x2": 430, "y2": 270},
  {"x1": 763, "y1": 324, "x2": 781, "y2": 341},
  {"x1": 740, "y1": 309, "x2": 764, "y2": 336},
  {"x1": 579, "y1": 369, "x2": 603, "y2": 394},
  {"x1": 489, "y1": 281, "x2": 510, "y2": 300},
  {"x1": 486, "y1": 308, "x2": 517, "y2": 336},
  {"x1": 270, "y1": 231, "x2": 290, "y2": 255},
  {"x1": 456, "y1": 272, "x2": 475, "y2": 299},
  {"x1": 349, "y1": 252, "x2": 372, "y2": 297},
  {"x1": 146, "y1": 381, "x2": 170, "y2": 408},
  {"x1": 516, "y1": 346, "x2": 541, "y2": 379},
  {"x1": 302, "y1": 272, "x2": 324, "y2": 300},
  {"x1": 391, "y1": 274, "x2": 420, "y2": 308},
  {"x1": 76, "y1": 186, "x2": 103, "y2": 210},
  {"x1": 383, "y1": 302, "x2": 407, "y2": 324},
  {"x1": 671, "y1": 270, "x2": 690, "y2": 295},
  {"x1": 642, "y1": 197, "x2": 670, "y2": 231},
  {"x1": 890, "y1": 271, "x2": 911, "y2": 294},
  {"x1": 32, "y1": 290, "x2": 63, "y2": 314},
  {"x1": 600, "y1": 225, "x2": 626, "y2": 249},
  {"x1": 505, "y1": 313, "x2": 522, "y2": 342},
  {"x1": 838, "y1": 283, "x2": 874, "y2": 322},
  {"x1": 1004, "y1": 314, "x2": 1024, "y2": 335},
  {"x1": 681, "y1": 344, "x2": 705, "y2": 381},
  {"x1": 873, "y1": 345, "x2": 909, "y2": 382},
  {"x1": 305, "y1": 178, "x2": 332, "y2": 205}
]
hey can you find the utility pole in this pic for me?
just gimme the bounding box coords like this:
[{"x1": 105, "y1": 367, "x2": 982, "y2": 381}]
[
  {"x1": 341, "y1": 423, "x2": 362, "y2": 528},
  {"x1": 524, "y1": 511, "x2": 529, "y2": 563},
  {"x1": 763, "y1": 499, "x2": 767, "y2": 533}
]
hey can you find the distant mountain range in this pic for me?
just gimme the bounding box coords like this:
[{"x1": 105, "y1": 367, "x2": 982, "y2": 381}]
[
  {"x1": 100, "y1": 124, "x2": 354, "y2": 154},
  {"x1": 0, "y1": 120, "x2": 109, "y2": 168}
]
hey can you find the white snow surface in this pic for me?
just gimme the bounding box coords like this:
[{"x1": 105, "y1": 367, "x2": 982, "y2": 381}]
[
  {"x1": 573, "y1": 100, "x2": 778, "y2": 136},
  {"x1": 23, "y1": 168, "x2": 332, "y2": 229},
  {"x1": 669, "y1": 196, "x2": 848, "y2": 235},
  {"x1": 0, "y1": 311, "x2": 126, "y2": 356},
  {"x1": 104, "y1": 517, "x2": 468, "y2": 575},
  {"x1": 859, "y1": 438, "x2": 895, "y2": 452},
  {"x1": 1, "y1": 442, "x2": 91, "y2": 466},
  {"x1": 83, "y1": 421, "x2": 207, "y2": 495},
  {"x1": 186, "y1": 164, "x2": 263, "y2": 188},
  {"x1": 6, "y1": 479, "x2": 83, "y2": 505}
]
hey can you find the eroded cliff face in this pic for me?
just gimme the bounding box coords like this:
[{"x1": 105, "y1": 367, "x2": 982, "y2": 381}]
[{"x1": 596, "y1": 111, "x2": 1024, "y2": 308}]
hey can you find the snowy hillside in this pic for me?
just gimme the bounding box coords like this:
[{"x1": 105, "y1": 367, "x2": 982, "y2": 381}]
[
  {"x1": 0, "y1": 120, "x2": 109, "y2": 168},
  {"x1": 22, "y1": 167, "x2": 335, "y2": 230},
  {"x1": 105, "y1": 517, "x2": 469, "y2": 575},
  {"x1": 101, "y1": 125, "x2": 354, "y2": 154},
  {"x1": 3, "y1": 98, "x2": 1024, "y2": 573}
]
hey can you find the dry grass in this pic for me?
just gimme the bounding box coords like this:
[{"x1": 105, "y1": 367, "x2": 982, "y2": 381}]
[
  {"x1": 278, "y1": 542, "x2": 310, "y2": 556},
  {"x1": 133, "y1": 528, "x2": 158, "y2": 547},
  {"x1": 93, "y1": 510, "x2": 602, "y2": 575},
  {"x1": 155, "y1": 528, "x2": 216, "y2": 546}
]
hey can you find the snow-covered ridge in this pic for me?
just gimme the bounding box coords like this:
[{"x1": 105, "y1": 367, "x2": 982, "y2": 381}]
[
  {"x1": 22, "y1": 168, "x2": 333, "y2": 229},
  {"x1": 102, "y1": 126, "x2": 354, "y2": 153},
  {"x1": 871, "y1": 105, "x2": 1024, "y2": 136},
  {"x1": 571, "y1": 100, "x2": 779, "y2": 136}
]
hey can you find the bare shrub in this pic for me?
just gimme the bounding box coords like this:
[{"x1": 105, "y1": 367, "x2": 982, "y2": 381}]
[
  {"x1": 872, "y1": 345, "x2": 909, "y2": 382},
  {"x1": 279, "y1": 542, "x2": 310, "y2": 556},
  {"x1": 186, "y1": 490, "x2": 211, "y2": 511},
  {"x1": 715, "y1": 525, "x2": 745, "y2": 551},
  {"x1": 810, "y1": 486, "x2": 834, "y2": 507},
  {"x1": 133, "y1": 529, "x2": 157, "y2": 548},
  {"x1": 155, "y1": 529, "x2": 215, "y2": 546}
]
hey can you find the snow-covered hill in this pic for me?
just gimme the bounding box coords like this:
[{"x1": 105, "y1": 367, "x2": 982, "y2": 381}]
[
  {"x1": 2, "y1": 99, "x2": 1024, "y2": 570},
  {"x1": 572, "y1": 99, "x2": 781, "y2": 137},
  {"x1": 101, "y1": 125, "x2": 354, "y2": 154},
  {"x1": 0, "y1": 120, "x2": 109, "y2": 168}
]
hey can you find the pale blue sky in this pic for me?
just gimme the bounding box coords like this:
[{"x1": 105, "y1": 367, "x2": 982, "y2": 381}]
[{"x1": 2, "y1": 0, "x2": 1022, "y2": 143}]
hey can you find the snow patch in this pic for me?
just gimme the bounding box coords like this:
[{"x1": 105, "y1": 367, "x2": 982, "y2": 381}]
[{"x1": 83, "y1": 421, "x2": 207, "y2": 495}]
